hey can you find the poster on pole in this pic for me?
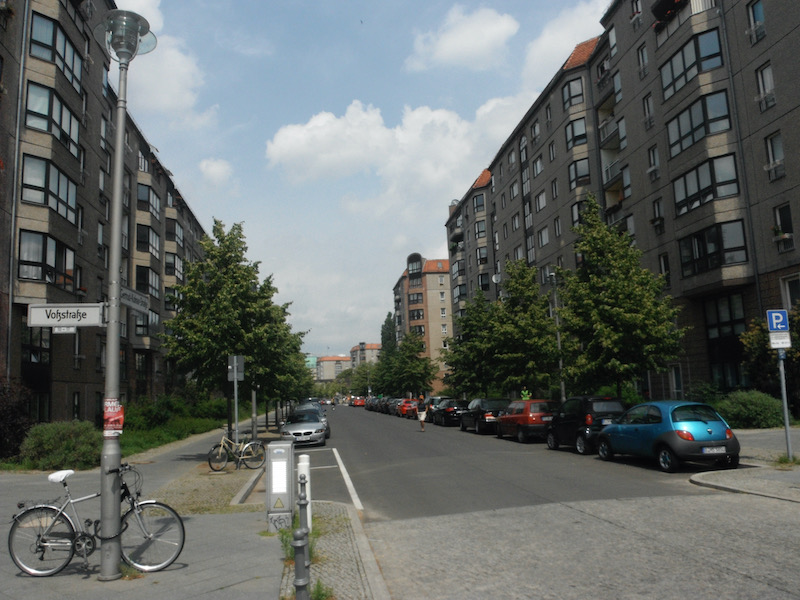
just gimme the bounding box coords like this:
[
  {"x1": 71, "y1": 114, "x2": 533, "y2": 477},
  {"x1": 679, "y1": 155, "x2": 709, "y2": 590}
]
[{"x1": 103, "y1": 398, "x2": 124, "y2": 437}]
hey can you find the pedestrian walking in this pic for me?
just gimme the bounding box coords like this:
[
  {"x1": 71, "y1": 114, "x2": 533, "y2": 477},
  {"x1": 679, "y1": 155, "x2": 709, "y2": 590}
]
[{"x1": 417, "y1": 395, "x2": 427, "y2": 432}]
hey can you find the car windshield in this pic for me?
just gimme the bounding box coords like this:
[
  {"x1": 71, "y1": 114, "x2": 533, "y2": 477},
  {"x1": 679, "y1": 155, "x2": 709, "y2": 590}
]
[
  {"x1": 672, "y1": 404, "x2": 722, "y2": 423},
  {"x1": 287, "y1": 413, "x2": 320, "y2": 424},
  {"x1": 486, "y1": 399, "x2": 510, "y2": 410},
  {"x1": 592, "y1": 401, "x2": 624, "y2": 413}
]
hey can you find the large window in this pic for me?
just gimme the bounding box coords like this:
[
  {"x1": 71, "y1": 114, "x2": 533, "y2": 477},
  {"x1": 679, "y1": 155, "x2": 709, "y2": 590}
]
[
  {"x1": 705, "y1": 293, "x2": 747, "y2": 388},
  {"x1": 747, "y1": 0, "x2": 765, "y2": 44},
  {"x1": 25, "y1": 83, "x2": 80, "y2": 157},
  {"x1": 562, "y1": 77, "x2": 583, "y2": 109},
  {"x1": 660, "y1": 30, "x2": 722, "y2": 100},
  {"x1": 565, "y1": 118, "x2": 586, "y2": 150},
  {"x1": 30, "y1": 13, "x2": 83, "y2": 93},
  {"x1": 568, "y1": 159, "x2": 590, "y2": 190},
  {"x1": 474, "y1": 220, "x2": 486, "y2": 239},
  {"x1": 472, "y1": 193, "x2": 485, "y2": 213},
  {"x1": 679, "y1": 221, "x2": 746, "y2": 277},
  {"x1": 137, "y1": 184, "x2": 161, "y2": 220},
  {"x1": 136, "y1": 265, "x2": 161, "y2": 298},
  {"x1": 136, "y1": 225, "x2": 161, "y2": 259},
  {"x1": 667, "y1": 92, "x2": 730, "y2": 158},
  {"x1": 673, "y1": 154, "x2": 738, "y2": 216},
  {"x1": 19, "y1": 230, "x2": 75, "y2": 290},
  {"x1": 756, "y1": 63, "x2": 775, "y2": 111},
  {"x1": 765, "y1": 132, "x2": 785, "y2": 181},
  {"x1": 22, "y1": 155, "x2": 78, "y2": 224}
]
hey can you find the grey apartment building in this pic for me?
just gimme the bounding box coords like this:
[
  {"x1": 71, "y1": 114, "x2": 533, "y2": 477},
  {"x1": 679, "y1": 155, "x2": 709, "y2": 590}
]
[
  {"x1": 1, "y1": 0, "x2": 206, "y2": 423},
  {"x1": 393, "y1": 253, "x2": 453, "y2": 393},
  {"x1": 446, "y1": 0, "x2": 799, "y2": 399}
]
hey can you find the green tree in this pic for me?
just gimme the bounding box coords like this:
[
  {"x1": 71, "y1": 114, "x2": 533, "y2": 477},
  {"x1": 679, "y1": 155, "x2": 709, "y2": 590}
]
[
  {"x1": 442, "y1": 293, "x2": 500, "y2": 397},
  {"x1": 558, "y1": 195, "x2": 686, "y2": 397},
  {"x1": 493, "y1": 260, "x2": 559, "y2": 395},
  {"x1": 163, "y1": 220, "x2": 309, "y2": 414},
  {"x1": 390, "y1": 331, "x2": 438, "y2": 397},
  {"x1": 740, "y1": 304, "x2": 800, "y2": 416},
  {"x1": 373, "y1": 313, "x2": 398, "y2": 395}
]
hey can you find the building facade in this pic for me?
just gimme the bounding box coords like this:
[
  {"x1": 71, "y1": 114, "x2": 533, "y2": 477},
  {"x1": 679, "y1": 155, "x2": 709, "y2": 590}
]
[
  {"x1": 349, "y1": 342, "x2": 380, "y2": 368},
  {"x1": 1, "y1": 0, "x2": 206, "y2": 423},
  {"x1": 315, "y1": 355, "x2": 350, "y2": 383},
  {"x1": 393, "y1": 253, "x2": 453, "y2": 393},
  {"x1": 447, "y1": 0, "x2": 799, "y2": 399}
]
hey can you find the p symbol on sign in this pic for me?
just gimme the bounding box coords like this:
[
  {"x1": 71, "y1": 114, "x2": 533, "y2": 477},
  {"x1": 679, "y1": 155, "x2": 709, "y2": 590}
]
[{"x1": 767, "y1": 310, "x2": 789, "y2": 332}]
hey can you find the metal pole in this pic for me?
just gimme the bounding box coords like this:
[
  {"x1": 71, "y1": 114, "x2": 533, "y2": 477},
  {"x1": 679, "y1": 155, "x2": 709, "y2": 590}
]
[
  {"x1": 779, "y1": 355, "x2": 793, "y2": 460},
  {"x1": 251, "y1": 388, "x2": 257, "y2": 441},
  {"x1": 233, "y1": 356, "x2": 239, "y2": 444},
  {"x1": 99, "y1": 53, "x2": 130, "y2": 582}
]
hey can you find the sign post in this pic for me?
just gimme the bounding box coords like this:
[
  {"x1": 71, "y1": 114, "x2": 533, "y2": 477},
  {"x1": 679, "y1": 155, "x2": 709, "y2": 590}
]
[
  {"x1": 228, "y1": 355, "x2": 245, "y2": 443},
  {"x1": 767, "y1": 310, "x2": 793, "y2": 460}
]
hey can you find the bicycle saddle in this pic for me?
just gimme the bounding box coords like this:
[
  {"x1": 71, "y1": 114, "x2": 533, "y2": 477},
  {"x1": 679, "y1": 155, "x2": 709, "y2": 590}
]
[{"x1": 48, "y1": 470, "x2": 75, "y2": 483}]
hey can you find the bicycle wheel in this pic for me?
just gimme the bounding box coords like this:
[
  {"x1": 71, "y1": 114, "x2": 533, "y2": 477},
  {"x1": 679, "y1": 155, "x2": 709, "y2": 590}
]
[
  {"x1": 207, "y1": 443, "x2": 229, "y2": 471},
  {"x1": 242, "y1": 441, "x2": 266, "y2": 469},
  {"x1": 8, "y1": 506, "x2": 75, "y2": 576},
  {"x1": 121, "y1": 501, "x2": 185, "y2": 572}
]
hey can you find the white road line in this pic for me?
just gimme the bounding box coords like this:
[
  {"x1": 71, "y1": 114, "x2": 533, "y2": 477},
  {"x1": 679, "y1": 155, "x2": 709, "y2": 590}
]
[{"x1": 332, "y1": 447, "x2": 364, "y2": 511}]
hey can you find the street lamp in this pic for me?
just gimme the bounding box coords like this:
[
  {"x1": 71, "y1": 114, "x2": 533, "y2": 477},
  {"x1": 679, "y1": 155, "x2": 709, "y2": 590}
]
[{"x1": 93, "y1": 10, "x2": 156, "y2": 581}]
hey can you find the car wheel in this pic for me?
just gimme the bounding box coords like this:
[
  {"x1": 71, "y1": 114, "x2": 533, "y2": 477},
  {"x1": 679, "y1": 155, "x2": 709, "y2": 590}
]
[
  {"x1": 517, "y1": 429, "x2": 527, "y2": 444},
  {"x1": 546, "y1": 431, "x2": 559, "y2": 450},
  {"x1": 475, "y1": 420, "x2": 483, "y2": 435},
  {"x1": 460, "y1": 418, "x2": 467, "y2": 431},
  {"x1": 597, "y1": 438, "x2": 613, "y2": 461},
  {"x1": 575, "y1": 434, "x2": 590, "y2": 455},
  {"x1": 657, "y1": 445, "x2": 679, "y2": 473}
]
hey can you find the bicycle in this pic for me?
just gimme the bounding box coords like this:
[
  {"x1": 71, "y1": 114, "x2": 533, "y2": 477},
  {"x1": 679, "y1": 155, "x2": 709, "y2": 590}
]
[
  {"x1": 207, "y1": 428, "x2": 266, "y2": 471},
  {"x1": 7, "y1": 463, "x2": 185, "y2": 577}
]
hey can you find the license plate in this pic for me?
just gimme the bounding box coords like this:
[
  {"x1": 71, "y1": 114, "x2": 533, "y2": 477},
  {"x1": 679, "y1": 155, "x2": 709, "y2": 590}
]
[
  {"x1": 702, "y1": 446, "x2": 726, "y2": 454},
  {"x1": 542, "y1": 416, "x2": 553, "y2": 421},
  {"x1": 601, "y1": 418, "x2": 612, "y2": 425}
]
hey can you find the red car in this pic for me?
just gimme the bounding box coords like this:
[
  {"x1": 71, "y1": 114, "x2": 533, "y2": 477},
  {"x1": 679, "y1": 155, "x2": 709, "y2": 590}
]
[
  {"x1": 351, "y1": 396, "x2": 365, "y2": 407},
  {"x1": 397, "y1": 399, "x2": 418, "y2": 418},
  {"x1": 496, "y1": 399, "x2": 560, "y2": 442}
]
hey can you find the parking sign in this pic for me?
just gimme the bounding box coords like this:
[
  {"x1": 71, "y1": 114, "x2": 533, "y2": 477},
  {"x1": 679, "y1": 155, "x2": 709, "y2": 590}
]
[{"x1": 767, "y1": 310, "x2": 789, "y2": 332}]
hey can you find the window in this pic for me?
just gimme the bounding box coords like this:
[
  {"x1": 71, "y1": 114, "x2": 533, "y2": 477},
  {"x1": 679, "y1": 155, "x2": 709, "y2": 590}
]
[
  {"x1": 25, "y1": 83, "x2": 80, "y2": 157},
  {"x1": 473, "y1": 193, "x2": 485, "y2": 212},
  {"x1": 19, "y1": 230, "x2": 75, "y2": 290},
  {"x1": 22, "y1": 325, "x2": 51, "y2": 370},
  {"x1": 549, "y1": 141, "x2": 556, "y2": 162},
  {"x1": 526, "y1": 234, "x2": 536, "y2": 263},
  {"x1": 554, "y1": 217, "x2": 562, "y2": 238},
  {"x1": 508, "y1": 149, "x2": 516, "y2": 165},
  {"x1": 613, "y1": 71, "x2": 622, "y2": 103},
  {"x1": 510, "y1": 181, "x2": 519, "y2": 199},
  {"x1": 537, "y1": 226, "x2": 549, "y2": 247},
  {"x1": 747, "y1": 1, "x2": 765, "y2": 44},
  {"x1": 545, "y1": 104, "x2": 552, "y2": 126},
  {"x1": 522, "y1": 166, "x2": 530, "y2": 196},
  {"x1": 667, "y1": 92, "x2": 730, "y2": 158},
  {"x1": 569, "y1": 159, "x2": 590, "y2": 190},
  {"x1": 31, "y1": 13, "x2": 83, "y2": 93},
  {"x1": 774, "y1": 203, "x2": 794, "y2": 252},
  {"x1": 659, "y1": 253, "x2": 671, "y2": 287},
  {"x1": 551, "y1": 179, "x2": 559, "y2": 200},
  {"x1": 643, "y1": 94, "x2": 654, "y2": 129},
  {"x1": 756, "y1": 63, "x2": 775, "y2": 111},
  {"x1": 22, "y1": 155, "x2": 78, "y2": 224},
  {"x1": 533, "y1": 156, "x2": 543, "y2": 178},
  {"x1": 519, "y1": 136, "x2": 528, "y2": 162},
  {"x1": 637, "y1": 43, "x2": 648, "y2": 78},
  {"x1": 409, "y1": 309, "x2": 424, "y2": 321},
  {"x1": 562, "y1": 77, "x2": 583, "y2": 109},
  {"x1": 565, "y1": 118, "x2": 586, "y2": 150},
  {"x1": 136, "y1": 265, "x2": 161, "y2": 298},
  {"x1": 765, "y1": 132, "x2": 785, "y2": 181},
  {"x1": 621, "y1": 166, "x2": 631, "y2": 200},
  {"x1": 618, "y1": 118, "x2": 627, "y2": 150},
  {"x1": 524, "y1": 201, "x2": 533, "y2": 229},
  {"x1": 608, "y1": 26, "x2": 617, "y2": 57},
  {"x1": 476, "y1": 247, "x2": 488, "y2": 265},
  {"x1": 441, "y1": 324, "x2": 448, "y2": 335},
  {"x1": 660, "y1": 30, "x2": 722, "y2": 100},
  {"x1": 451, "y1": 260, "x2": 465, "y2": 278},
  {"x1": 571, "y1": 201, "x2": 584, "y2": 226},
  {"x1": 674, "y1": 154, "x2": 738, "y2": 216},
  {"x1": 478, "y1": 273, "x2": 490, "y2": 291},
  {"x1": 512, "y1": 213, "x2": 520, "y2": 232},
  {"x1": 535, "y1": 191, "x2": 546, "y2": 212},
  {"x1": 679, "y1": 221, "x2": 747, "y2": 277},
  {"x1": 705, "y1": 293, "x2": 747, "y2": 388},
  {"x1": 136, "y1": 225, "x2": 160, "y2": 259},
  {"x1": 531, "y1": 120, "x2": 540, "y2": 144},
  {"x1": 648, "y1": 146, "x2": 660, "y2": 182},
  {"x1": 165, "y1": 253, "x2": 184, "y2": 280},
  {"x1": 137, "y1": 184, "x2": 161, "y2": 219},
  {"x1": 166, "y1": 219, "x2": 184, "y2": 246},
  {"x1": 513, "y1": 245, "x2": 524, "y2": 261},
  {"x1": 475, "y1": 220, "x2": 486, "y2": 239}
]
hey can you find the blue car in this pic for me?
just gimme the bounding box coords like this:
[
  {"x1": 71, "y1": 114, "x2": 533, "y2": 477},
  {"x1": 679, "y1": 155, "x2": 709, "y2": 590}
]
[{"x1": 596, "y1": 401, "x2": 740, "y2": 473}]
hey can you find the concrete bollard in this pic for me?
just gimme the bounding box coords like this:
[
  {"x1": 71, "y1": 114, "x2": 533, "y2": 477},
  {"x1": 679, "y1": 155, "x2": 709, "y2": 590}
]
[
  {"x1": 291, "y1": 527, "x2": 310, "y2": 600},
  {"x1": 298, "y1": 455, "x2": 312, "y2": 532},
  {"x1": 297, "y1": 474, "x2": 311, "y2": 568}
]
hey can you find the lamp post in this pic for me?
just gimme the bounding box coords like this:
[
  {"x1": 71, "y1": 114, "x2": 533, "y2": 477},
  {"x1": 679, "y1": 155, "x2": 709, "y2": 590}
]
[
  {"x1": 93, "y1": 10, "x2": 156, "y2": 581},
  {"x1": 549, "y1": 270, "x2": 566, "y2": 403}
]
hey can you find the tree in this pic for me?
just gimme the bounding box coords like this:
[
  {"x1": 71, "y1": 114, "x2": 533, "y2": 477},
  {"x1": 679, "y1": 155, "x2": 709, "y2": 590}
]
[
  {"x1": 558, "y1": 195, "x2": 686, "y2": 397},
  {"x1": 492, "y1": 260, "x2": 559, "y2": 396},
  {"x1": 391, "y1": 331, "x2": 438, "y2": 397},
  {"x1": 373, "y1": 313, "x2": 398, "y2": 395},
  {"x1": 442, "y1": 293, "x2": 500, "y2": 397},
  {"x1": 740, "y1": 303, "x2": 800, "y2": 416},
  {"x1": 163, "y1": 220, "x2": 309, "y2": 412}
]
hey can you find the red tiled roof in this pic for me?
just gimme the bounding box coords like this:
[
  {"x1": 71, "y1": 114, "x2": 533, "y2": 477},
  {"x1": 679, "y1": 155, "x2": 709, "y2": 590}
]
[
  {"x1": 472, "y1": 169, "x2": 492, "y2": 189},
  {"x1": 422, "y1": 259, "x2": 449, "y2": 273},
  {"x1": 563, "y1": 37, "x2": 600, "y2": 70}
]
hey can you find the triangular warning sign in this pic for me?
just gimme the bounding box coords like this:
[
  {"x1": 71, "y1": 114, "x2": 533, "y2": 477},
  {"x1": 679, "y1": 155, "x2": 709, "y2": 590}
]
[{"x1": 273, "y1": 498, "x2": 284, "y2": 509}]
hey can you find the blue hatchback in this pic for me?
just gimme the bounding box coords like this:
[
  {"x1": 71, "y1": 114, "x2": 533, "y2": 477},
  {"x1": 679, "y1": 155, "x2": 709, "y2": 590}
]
[{"x1": 596, "y1": 401, "x2": 740, "y2": 473}]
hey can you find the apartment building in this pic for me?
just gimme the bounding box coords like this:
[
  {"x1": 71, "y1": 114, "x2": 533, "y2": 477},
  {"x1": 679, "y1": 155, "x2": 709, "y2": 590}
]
[
  {"x1": 393, "y1": 253, "x2": 453, "y2": 393},
  {"x1": 447, "y1": 0, "x2": 799, "y2": 399},
  {"x1": 1, "y1": 0, "x2": 206, "y2": 423},
  {"x1": 315, "y1": 355, "x2": 350, "y2": 383},
  {"x1": 349, "y1": 342, "x2": 380, "y2": 368}
]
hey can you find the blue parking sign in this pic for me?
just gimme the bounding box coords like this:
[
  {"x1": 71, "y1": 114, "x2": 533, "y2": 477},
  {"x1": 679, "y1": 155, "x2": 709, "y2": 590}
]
[{"x1": 767, "y1": 310, "x2": 790, "y2": 332}]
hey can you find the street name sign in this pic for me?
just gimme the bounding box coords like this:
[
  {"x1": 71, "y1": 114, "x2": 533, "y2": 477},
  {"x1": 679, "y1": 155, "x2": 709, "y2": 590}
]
[
  {"x1": 28, "y1": 303, "x2": 104, "y2": 327},
  {"x1": 120, "y1": 286, "x2": 149, "y2": 312}
]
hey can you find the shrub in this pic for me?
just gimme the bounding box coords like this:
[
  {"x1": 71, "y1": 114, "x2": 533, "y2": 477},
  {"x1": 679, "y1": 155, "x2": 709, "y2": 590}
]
[
  {"x1": 0, "y1": 379, "x2": 34, "y2": 459},
  {"x1": 194, "y1": 397, "x2": 228, "y2": 420},
  {"x1": 19, "y1": 421, "x2": 102, "y2": 470},
  {"x1": 715, "y1": 390, "x2": 784, "y2": 429}
]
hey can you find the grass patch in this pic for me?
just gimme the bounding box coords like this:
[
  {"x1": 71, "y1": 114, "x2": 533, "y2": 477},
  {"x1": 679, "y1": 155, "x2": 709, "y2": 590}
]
[{"x1": 774, "y1": 454, "x2": 800, "y2": 468}]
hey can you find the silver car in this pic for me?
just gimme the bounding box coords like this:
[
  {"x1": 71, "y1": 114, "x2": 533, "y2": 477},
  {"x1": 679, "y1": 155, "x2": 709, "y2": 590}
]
[{"x1": 280, "y1": 413, "x2": 327, "y2": 446}]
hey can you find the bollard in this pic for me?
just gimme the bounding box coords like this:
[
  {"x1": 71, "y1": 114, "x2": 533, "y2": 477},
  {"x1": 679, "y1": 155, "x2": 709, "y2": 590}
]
[
  {"x1": 292, "y1": 528, "x2": 310, "y2": 600},
  {"x1": 297, "y1": 474, "x2": 311, "y2": 568},
  {"x1": 298, "y1": 456, "x2": 312, "y2": 532}
]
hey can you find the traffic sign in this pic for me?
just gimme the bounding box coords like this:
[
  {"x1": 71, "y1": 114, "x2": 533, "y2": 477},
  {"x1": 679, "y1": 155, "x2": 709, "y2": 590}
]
[
  {"x1": 767, "y1": 309, "x2": 789, "y2": 331},
  {"x1": 770, "y1": 331, "x2": 792, "y2": 349},
  {"x1": 120, "y1": 286, "x2": 149, "y2": 312},
  {"x1": 228, "y1": 355, "x2": 245, "y2": 381},
  {"x1": 28, "y1": 303, "x2": 104, "y2": 327}
]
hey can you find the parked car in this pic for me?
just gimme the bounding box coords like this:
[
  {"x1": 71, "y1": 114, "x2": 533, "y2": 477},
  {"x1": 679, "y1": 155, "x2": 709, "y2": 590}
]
[
  {"x1": 351, "y1": 396, "x2": 366, "y2": 407},
  {"x1": 425, "y1": 396, "x2": 453, "y2": 422},
  {"x1": 596, "y1": 401, "x2": 740, "y2": 473},
  {"x1": 397, "y1": 399, "x2": 418, "y2": 418},
  {"x1": 546, "y1": 395, "x2": 626, "y2": 455},
  {"x1": 293, "y1": 403, "x2": 330, "y2": 438},
  {"x1": 430, "y1": 399, "x2": 470, "y2": 426},
  {"x1": 280, "y1": 412, "x2": 327, "y2": 446},
  {"x1": 460, "y1": 398, "x2": 511, "y2": 434},
  {"x1": 497, "y1": 399, "x2": 560, "y2": 442}
]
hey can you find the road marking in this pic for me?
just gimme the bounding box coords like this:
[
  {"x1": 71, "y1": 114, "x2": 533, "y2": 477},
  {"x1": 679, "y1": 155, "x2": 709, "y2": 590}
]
[{"x1": 332, "y1": 447, "x2": 364, "y2": 511}]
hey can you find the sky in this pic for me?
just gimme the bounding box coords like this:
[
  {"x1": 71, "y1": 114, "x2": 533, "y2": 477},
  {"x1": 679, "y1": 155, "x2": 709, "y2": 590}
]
[{"x1": 112, "y1": 0, "x2": 607, "y2": 357}]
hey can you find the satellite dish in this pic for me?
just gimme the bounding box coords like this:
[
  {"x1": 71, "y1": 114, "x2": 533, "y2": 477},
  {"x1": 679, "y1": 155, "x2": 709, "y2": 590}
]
[{"x1": 491, "y1": 274, "x2": 502, "y2": 284}]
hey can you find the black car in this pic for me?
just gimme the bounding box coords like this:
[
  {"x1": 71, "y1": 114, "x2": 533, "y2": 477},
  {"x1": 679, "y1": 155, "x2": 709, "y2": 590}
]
[
  {"x1": 430, "y1": 399, "x2": 470, "y2": 426},
  {"x1": 545, "y1": 395, "x2": 625, "y2": 454},
  {"x1": 460, "y1": 398, "x2": 511, "y2": 434},
  {"x1": 425, "y1": 396, "x2": 453, "y2": 422}
]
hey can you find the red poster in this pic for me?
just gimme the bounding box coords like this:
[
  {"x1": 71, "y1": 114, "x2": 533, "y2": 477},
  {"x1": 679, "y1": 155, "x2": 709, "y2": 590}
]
[{"x1": 103, "y1": 398, "x2": 124, "y2": 435}]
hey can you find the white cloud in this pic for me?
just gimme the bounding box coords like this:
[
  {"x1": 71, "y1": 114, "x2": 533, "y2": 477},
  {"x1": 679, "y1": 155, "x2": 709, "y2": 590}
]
[
  {"x1": 405, "y1": 5, "x2": 519, "y2": 72},
  {"x1": 199, "y1": 158, "x2": 233, "y2": 186}
]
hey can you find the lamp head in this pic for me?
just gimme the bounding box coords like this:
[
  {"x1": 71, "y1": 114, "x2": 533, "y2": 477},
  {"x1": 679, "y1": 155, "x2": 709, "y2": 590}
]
[{"x1": 94, "y1": 10, "x2": 157, "y2": 63}]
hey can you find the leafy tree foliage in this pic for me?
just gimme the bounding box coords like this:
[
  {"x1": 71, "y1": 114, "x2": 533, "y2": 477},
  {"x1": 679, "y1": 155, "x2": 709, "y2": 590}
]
[
  {"x1": 557, "y1": 195, "x2": 686, "y2": 397},
  {"x1": 163, "y1": 220, "x2": 310, "y2": 404},
  {"x1": 0, "y1": 379, "x2": 34, "y2": 459},
  {"x1": 740, "y1": 304, "x2": 800, "y2": 415},
  {"x1": 375, "y1": 331, "x2": 437, "y2": 397}
]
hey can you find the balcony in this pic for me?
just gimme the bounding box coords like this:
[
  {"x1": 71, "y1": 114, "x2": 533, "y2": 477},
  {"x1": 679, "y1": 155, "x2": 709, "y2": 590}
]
[{"x1": 599, "y1": 119, "x2": 620, "y2": 149}]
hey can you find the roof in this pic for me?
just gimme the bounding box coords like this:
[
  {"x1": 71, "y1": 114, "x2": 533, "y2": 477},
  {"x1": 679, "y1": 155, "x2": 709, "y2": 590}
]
[
  {"x1": 472, "y1": 169, "x2": 492, "y2": 189},
  {"x1": 318, "y1": 356, "x2": 350, "y2": 362},
  {"x1": 422, "y1": 258, "x2": 449, "y2": 274},
  {"x1": 563, "y1": 36, "x2": 600, "y2": 70}
]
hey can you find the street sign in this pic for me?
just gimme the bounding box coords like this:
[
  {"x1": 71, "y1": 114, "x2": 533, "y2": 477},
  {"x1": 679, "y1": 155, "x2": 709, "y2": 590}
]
[
  {"x1": 767, "y1": 309, "x2": 789, "y2": 331},
  {"x1": 227, "y1": 355, "x2": 245, "y2": 381},
  {"x1": 770, "y1": 331, "x2": 792, "y2": 349},
  {"x1": 28, "y1": 303, "x2": 104, "y2": 327},
  {"x1": 120, "y1": 286, "x2": 149, "y2": 312},
  {"x1": 53, "y1": 326, "x2": 77, "y2": 334}
]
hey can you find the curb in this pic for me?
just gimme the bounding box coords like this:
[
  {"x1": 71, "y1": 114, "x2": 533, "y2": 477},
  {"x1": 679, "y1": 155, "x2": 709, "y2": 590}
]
[
  {"x1": 231, "y1": 467, "x2": 264, "y2": 505},
  {"x1": 689, "y1": 462, "x2": 800, "y2": 504},
  {"x1": 345, "y1": 502, "x2": 392, "y2": 600}
]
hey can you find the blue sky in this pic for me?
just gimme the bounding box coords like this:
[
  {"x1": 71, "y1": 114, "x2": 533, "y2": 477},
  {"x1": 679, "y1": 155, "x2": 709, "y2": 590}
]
[{"x1": 113, "y1": 0, "x2": 606, "y2": 357}]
